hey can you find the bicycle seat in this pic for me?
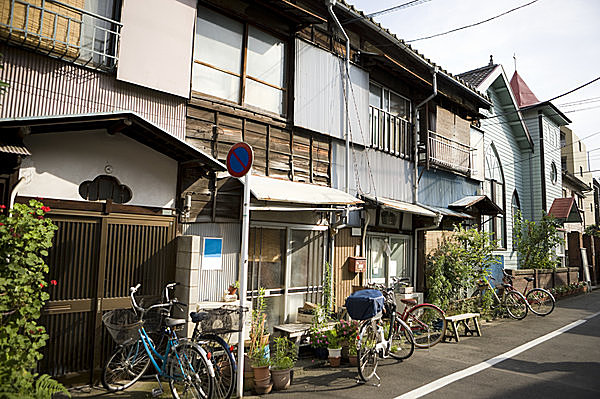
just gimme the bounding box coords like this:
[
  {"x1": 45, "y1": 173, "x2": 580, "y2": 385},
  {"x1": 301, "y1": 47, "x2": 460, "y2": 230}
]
[
  {"x1": 190, "y1": 311, "x2": 210, "y2": 323},
  {"x1": 165, "y1": 317, "x2": 187, "y2": 328},
  {"x1": 400, "y1": 298, "x2": 417, "y2": 305},
  {"x1": 524, "y1": 277, "x2": 534, "y2": 282}
]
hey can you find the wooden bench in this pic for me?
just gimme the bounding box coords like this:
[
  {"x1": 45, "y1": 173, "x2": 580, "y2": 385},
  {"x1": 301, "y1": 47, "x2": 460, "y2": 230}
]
[
  {"x1": 273, "y1": 322, "x2": 335, "y2": 346},
  {"x1": 444, "y1": 313, "x2": 481, "y2": 343}
]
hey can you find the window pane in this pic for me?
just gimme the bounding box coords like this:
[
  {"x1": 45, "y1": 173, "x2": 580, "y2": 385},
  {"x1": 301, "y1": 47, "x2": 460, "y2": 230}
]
[
  {"x1": 390, "y1": 92, "x2": 409, "y2": 120},
  {"x1": 195, "y1": 6, "x2": 243, "y2": 74},
  {"x1": 192, "y1": 63, "x2": 240, "y2": 102},
  {"x1": 290, "y1": 230, "x2": 325, "y2": 288},
  {"x1": 248, "y1": 228, "x2": 285, "y2": 290},
  {"x1": 247, "y1": 26, "x2": 285, "y2": 88},
  {"x1": 369, "y1": 83, "x2": 382, "y2": 108},
  {"x1": 368, "y1": 237, "x2": 386, "y2": 280},
  {"x1": 383, "y1": 89, "x2": 390, "y2": 112},
  {"x1": 245, "y1": 79, "x2": 283, "y2": 114}
]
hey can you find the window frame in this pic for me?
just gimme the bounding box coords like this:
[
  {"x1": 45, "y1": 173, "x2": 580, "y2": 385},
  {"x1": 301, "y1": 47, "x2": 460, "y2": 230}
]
[
  {"x1": 484, "y1": 143, "x2": 506, "y2": 249},
  {"x1": 192, "y1": 6, "x2": 289, "y2": 116}
]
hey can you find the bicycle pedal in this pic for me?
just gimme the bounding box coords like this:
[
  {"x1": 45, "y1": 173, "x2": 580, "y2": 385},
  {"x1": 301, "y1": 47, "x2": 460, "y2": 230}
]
[{"x1": 151, "y1": 387, "x2": 164, "y2": 397}]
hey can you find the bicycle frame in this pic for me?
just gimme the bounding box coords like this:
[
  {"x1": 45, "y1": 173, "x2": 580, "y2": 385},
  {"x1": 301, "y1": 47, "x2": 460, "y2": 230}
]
[{"x1": 138, "y1": 325, "x2": 178, "y2": 378}]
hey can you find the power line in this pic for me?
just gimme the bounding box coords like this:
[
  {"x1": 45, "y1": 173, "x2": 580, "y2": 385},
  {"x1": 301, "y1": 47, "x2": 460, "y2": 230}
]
[
  {"x1": 406, "y1": 0, "x2": 539, "y2": 42},
  {"x1": 343, "y1": 0, "x2": 433, "y2": 25}
]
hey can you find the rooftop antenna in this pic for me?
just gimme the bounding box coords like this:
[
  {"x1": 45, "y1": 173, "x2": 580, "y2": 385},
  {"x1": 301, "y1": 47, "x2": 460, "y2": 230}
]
[{"x1": 513, "y1": 53, "x2": 517, "y2": 72}]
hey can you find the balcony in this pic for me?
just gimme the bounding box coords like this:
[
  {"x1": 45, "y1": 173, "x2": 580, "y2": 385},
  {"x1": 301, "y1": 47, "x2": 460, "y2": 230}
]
[
  {"x1": 0, "y1": 0, "x2": 121, "y2": 71},
  {"x1": 369, "y1": 105, "x2": 412, "y2": 159},
  {"x1": 426, "y1": 131, "x2": 472, "y2": 175}
]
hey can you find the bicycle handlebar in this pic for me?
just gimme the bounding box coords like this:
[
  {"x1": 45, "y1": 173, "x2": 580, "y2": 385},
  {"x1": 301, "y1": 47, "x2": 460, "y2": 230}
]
[{"x1": 129, "y1": 282, "x2": 182, "y2": 316}]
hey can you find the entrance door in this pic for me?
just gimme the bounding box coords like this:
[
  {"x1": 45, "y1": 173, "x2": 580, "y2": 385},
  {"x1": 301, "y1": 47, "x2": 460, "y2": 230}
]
[
  {"x1": 367, "y1": 234, "x2": 412, "y2": 286},
  {"x1": 39, "y1": 208, "x2": 175, "y2": 382}
]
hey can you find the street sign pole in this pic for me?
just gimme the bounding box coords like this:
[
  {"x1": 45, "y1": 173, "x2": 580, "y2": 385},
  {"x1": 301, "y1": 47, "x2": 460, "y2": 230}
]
[{"x1": 236, "y1": 172, "x2": 251, "y2": 398}]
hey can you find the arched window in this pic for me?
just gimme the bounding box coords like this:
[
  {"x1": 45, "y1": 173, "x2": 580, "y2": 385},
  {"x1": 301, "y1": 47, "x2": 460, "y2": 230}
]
[
  {"x1": 484, "y1": 143, "x2": 506, "y2": 248},
  {"x1": 511, "y1": 190, "x2": 521, "y2": 221}
]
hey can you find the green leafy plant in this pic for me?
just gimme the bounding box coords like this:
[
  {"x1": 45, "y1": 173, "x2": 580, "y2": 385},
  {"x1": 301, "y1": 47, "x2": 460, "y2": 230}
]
[
  {"x1": 308, "y1": 329, "x2": 328, "y2": 349},
  {"x1": 249, "y1": 287, "x2": 268, "y2": 360},
  {"x1": 334, "y1": 319, "x2": 359, "y2": 345},
  {"x1": 325, "y1": 329, "x2": 340, "y2": 349},
  {"x1": 271, "y1": 337, "x2": 297, "y2": 370},
  {"x1": 0, "y1": 200, "x2": 69, "y2": 398},
  {"x1": 513, "y1": 210, "x2": 563, "y2": 270},
  {"x1": 584, "y1": 224, "x2": 600, "y2": 237},
  {"x1": 250, "y1": 344, "x2": 271, "y2": 368},
  {"x1": 348, "y1": 340, "x2": 357, "y2": 356}
]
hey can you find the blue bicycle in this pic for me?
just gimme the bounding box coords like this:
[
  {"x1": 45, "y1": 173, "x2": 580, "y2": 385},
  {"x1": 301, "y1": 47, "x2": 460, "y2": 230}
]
[{"x1": 102, "y1": 283, "x2": 214, "y2": 398}]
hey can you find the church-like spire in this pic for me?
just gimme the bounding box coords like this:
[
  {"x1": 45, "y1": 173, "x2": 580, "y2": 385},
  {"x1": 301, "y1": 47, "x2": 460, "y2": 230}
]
[{"x1": 510, "y1": 71, "x2": 539, "y2": 107}]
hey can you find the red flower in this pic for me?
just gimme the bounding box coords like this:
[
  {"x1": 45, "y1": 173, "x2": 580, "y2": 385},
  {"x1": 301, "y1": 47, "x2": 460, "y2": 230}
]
[
  {"x1": 0, "y1": 223, "x2": 3, "y2": 226},
  {"x1": 50, "y1": 280, "x2": 57, "y2": 286},
  {"x1": 37, "y1": 216, "x2": 44, "y2": 219},
  {"x1": 29, "y1": 330, "x2": 34, "y2": 335},
  {"x1": 40, "y1": 283, "x2": 45, "y2": 288},
  {"x1": 0, "y1": 205, "x2": 5, "y2": 209},
  {"x1": 38, "y1": 327, "x2": 43, "y2": 333},
  {"x1": 41, "y1": 206, "x2": 51, "y2": 212}
]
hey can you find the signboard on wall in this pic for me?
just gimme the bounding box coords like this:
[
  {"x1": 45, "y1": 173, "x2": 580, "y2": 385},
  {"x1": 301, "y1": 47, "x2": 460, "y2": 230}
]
[{"x1": 202, "y1": 237, "x2": 223, "y2": 270}]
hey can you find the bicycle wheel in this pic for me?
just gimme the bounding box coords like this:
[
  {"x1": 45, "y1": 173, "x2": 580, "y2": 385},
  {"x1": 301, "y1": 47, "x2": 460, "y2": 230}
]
[
  {"x1": 405, "y1": 304, "x2": 446, "y2": 348},
  {"x1": 169, "y1": 342, "x2": 213, "y2": 399},
  {"x1": 504, "y1": 290, "x2": 528, "y2": 320},
  {"x1": 357, "y1": 320, "x2": 378, "y2": 382},
  {"x1": 388, "y1": 318, "x2": 415, "y2": 360},
  {"x1": 101, "y1": 340, "x2": 151, "y2": 392},
  {"x1": 526, "y1": 288, "x2": 555, "y2": 316},
  {"x1": 195, "y1": 334, "x2": 235, "y2": 399}
]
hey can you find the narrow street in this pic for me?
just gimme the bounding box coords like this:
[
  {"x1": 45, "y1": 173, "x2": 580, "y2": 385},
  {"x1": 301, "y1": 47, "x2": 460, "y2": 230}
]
[{"x1": 73, "y1": 291, "x2": 600, "y2": 399}]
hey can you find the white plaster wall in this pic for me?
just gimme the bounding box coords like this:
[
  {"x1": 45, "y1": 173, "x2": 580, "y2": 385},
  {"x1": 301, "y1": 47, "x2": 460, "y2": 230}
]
[{"x1": 19, "y1": 130, "x2": 178, "y2": 208}]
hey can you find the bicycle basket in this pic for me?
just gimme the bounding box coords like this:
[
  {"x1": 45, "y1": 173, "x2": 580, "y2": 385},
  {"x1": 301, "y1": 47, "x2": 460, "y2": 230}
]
[
  {"x1": 197, "y1": 305, "x2": 247, "y2": 334},
  {"x1": 102, "y1": 309, "x2": 143, "y2": 345}
]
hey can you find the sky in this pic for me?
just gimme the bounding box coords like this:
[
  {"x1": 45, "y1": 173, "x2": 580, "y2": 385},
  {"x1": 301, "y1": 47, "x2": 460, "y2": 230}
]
[{"x1": 349, "y1": 0, "x2": 600, "y2": 178}]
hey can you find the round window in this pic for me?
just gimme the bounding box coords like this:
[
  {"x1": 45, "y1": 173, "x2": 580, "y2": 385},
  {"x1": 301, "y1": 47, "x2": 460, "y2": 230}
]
[{"x1": 551, "y1": 162, "x2": 558, "y2": 185}]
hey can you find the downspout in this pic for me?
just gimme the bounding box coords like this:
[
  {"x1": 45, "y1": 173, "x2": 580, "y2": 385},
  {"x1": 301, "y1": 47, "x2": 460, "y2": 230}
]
[
  {"x1": 9, "y1": 177, "x2": 26, "y2": 209},
  {"x1": 413, "y1": 213, "x2": 442, "y2": 290},
  {"x1": 412, "y1": 67, "x2": 438, "y2": 204},
  {"x1": 327, "y1": 0, "x2": 351, "y2": 193}
]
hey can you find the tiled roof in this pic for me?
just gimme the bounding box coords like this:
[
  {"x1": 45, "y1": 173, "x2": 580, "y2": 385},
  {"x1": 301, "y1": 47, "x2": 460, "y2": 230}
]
[
  {"x1": 337, "y1": 0, "x2": 489, "y2": 103},
  {"x1": 457, "y1": 64, "x2": 498, "y2": 88},
  {"x1": 548, "y1": 197, "x2": 582, "y2": 222},
  {"x1": 510, "y1": 71, "x2": 540, "y2": 108}
]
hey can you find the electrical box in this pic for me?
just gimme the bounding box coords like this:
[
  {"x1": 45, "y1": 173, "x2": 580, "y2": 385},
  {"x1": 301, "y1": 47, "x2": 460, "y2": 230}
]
[{"x1": 348, "y1": 256, "x2": 367, "y2": 273}]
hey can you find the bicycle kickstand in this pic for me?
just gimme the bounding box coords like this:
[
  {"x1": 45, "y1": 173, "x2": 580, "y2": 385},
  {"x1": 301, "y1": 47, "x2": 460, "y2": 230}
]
[
  {"x1": 356, "y1": 372, "x2": 381, "y2": 387},
  {"x1": 151, "y1": 374, "x2": 164, "y2": 398}
]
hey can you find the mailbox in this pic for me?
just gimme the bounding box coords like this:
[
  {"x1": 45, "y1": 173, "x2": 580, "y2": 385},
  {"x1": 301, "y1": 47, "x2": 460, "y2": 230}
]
[{"x1": 348, "y1": 256, "x2": 367, "y2": 273}]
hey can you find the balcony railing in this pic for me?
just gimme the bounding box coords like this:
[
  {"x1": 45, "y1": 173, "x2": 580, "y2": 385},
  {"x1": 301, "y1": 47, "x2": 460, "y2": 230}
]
[
  {"x1": 427, "y1": 131, "x2": 472, "y2": 174},
  {"x1": 0, "y1": 0, "x2": 122, "y2": 71},
  {"x1": 369, "y1": 105, "x2": 412, "y2": 159}
]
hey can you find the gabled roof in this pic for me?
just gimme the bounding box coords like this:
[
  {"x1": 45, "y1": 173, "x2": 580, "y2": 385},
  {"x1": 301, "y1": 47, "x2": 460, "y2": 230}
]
[
  {"x1": 548, "y1": 197, "x2": 582, "y2": 223},
  {"x1": 449, "y1": 195, "x2": 503, "y2": 215},
  {"x1": 457, "y1": 63, "x2": 497, "y2": 88},
  {"x1": 510, "y1": 71, "x2": 540, "y2": 108}
]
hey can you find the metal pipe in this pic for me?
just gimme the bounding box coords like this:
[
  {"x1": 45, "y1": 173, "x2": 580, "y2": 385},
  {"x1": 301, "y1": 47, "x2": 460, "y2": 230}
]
[
  {"x1": 412, "y1": 67, "x2": 438, "y2": 204},
  {"x1": 249, "y1": 205, "x2": 362, "y2": 212},
  {"x1": 9, "y1": 177, "x2": 25, "y2": 209},
  {"x1": 327, "y1": 0, "x2": 351, "y2": 193}
]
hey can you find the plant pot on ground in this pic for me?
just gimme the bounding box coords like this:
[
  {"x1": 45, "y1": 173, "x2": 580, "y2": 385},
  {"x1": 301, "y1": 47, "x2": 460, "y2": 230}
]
[
  {"x1": 270, "y1": 337, "x2": 297, "y2": 390},
  {"x1": 326, "y1": 330, "x2": 342, "y2": 367},
  {"x1": 348, "y1": 340, "x2": 358, "y2": 366},
  {"x1": 254, "y1": 376, "x2": 273, "y2": 395}
]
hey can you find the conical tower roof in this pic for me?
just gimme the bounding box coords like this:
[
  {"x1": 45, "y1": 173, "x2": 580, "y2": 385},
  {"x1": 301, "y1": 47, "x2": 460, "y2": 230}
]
[{"x1": 510, "y1": 71, "x2": 539, "y2": 107}]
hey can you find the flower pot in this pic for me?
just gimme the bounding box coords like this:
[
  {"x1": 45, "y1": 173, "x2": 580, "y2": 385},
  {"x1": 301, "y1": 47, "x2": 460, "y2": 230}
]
[
  {"x1": 329, "y1": 356, "x2": 341, "y2": 367},
  {"x1": 243, "y1": 368, "x2": 254, "y2": 391},
  {"x1": 271, "y1": 368, "x2": 291, "y2": 390},
  {"x1": 328, "y1": 348, "x2": 342, "y2": 358},
  {"x1": 348, "y1": 355, "x2": 358, "y2": 366},
  {"x1": 314, "y1": 347, "x2": 328, "y2": 360},
  {"x1": 254, "y1": 376, "x2": 273, "y2": 395},
  {"x1": 252, "y1": 365, "x2": 270, "y2": 381}
]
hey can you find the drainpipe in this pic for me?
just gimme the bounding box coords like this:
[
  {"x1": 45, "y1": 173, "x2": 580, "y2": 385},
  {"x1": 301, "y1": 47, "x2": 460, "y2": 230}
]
[
  {"x1": 413, "y1": 213, "x2": 442, "y2": 290},
  {"x1": 412, "y1": 67, "x2": 439, "y2": 204},
  {"x1": 9, "y1": 177, "x2": 26, "y2": 209},
  {"x1": 327, "y1": 0, "x2": 351, "y2": 193}
]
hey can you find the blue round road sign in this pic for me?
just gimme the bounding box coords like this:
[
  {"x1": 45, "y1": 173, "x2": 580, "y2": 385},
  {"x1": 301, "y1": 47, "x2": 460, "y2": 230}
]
[{"x1": 226, "y1": 142, "x2": 253, "y2": 178}]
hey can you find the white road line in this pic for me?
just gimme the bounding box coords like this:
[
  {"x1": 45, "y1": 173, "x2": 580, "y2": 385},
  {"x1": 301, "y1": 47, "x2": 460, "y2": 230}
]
[{"x1": 394, "y1": 315, "x2": 597, "y2": 399}]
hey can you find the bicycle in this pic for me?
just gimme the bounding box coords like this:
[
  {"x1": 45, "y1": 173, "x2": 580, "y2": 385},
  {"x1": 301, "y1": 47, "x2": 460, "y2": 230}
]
[
  {"x1": 190, "y1": 305, "x2": 247, "y2": 399},
  {"x1": 102, "y1": 283, "x2": 214, "y2": 399},
  {"x1": 502, "y1": 271, "x2": 555, "y2": 316},
  {"x1": 354, "y1": 284, "x2": 415, "y2": 385},
  {"x1": 472, "y1": 273, "x2": 528, "y2": 320},
  {"x1": 392, "y1": 278, "x2": 447, "y2": 348}
]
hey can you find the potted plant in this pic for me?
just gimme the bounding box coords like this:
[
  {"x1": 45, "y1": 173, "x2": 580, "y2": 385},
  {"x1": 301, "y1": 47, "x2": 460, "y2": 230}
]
[
  {"x1": 228, "y1": 280, "x2": 239, "y2": 296},
  {"x1": 250, "y1": 345, "x2": 272, "y2": 395},
  {"x1": 270, "y1": 337, "x2": 297, "y2": 390},
  {"x1": 335, "y1": 319, "x2": 359, "y2": 359},
  {"x1": 348, "y1": 339, "x2": 358, "y2": 366},
  {"x1": 308, "y1": 328, "x2": 329, "y2": 360},
  {"x1": 326, "y1": 330, "x2": 342, "y2": 367}
]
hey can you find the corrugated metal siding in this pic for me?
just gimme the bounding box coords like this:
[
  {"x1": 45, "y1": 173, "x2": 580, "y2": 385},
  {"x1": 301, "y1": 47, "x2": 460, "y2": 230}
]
[
  {"x1": 294, "y1": 38, "x2": 368, "y2": 146},
  {"x1": 182, "y1": 222, "x2": 240, "y2": 302},
  {"x1": 333, "y1": 228, "x2": 361, "y2": 309},
  {"x1": 0, "y1": 45, "x2": 186, "y2": 139},
  {"x1": 418, "y1": 168, "x2": 480, "y2": 208},
  {"x1": 331, "y1": 141, "x2": 414, "y2": 202}
]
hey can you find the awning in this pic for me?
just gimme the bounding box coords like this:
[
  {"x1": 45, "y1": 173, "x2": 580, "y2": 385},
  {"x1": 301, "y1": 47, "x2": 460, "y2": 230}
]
[
  {"x1": 248, "y1": 175, "x2": 363, "y2": 206},
  {"x1": 0, "y1": 141, "x2": 31, "y2": 156},
  {"x1": 0, "y1": 112, "x2": 225, "y2": 171},
  {"x1": 362, "y1": 194, "x2": 437, "y2": 218},
  {"x1": 549, "y1": 197, "x2": 582, "y2": 223},
  {"x1": 422, "y1": 204, "x2": 474, "y2": 219},
  {"x1": 449, "y1": 195, "x2": 503, "y2": 215}
]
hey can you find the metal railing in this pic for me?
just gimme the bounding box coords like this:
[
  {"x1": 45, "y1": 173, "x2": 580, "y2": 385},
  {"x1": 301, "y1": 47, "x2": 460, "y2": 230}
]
[
  {"x1": 427, "y1": 131, "x2": 472, "y2": 174},
  {"x1": 0, "y1": 0, "x2": 122, "y2": 71},
  {"x1": 369, "y1": 105, "x2": 412, "y2": 159}
]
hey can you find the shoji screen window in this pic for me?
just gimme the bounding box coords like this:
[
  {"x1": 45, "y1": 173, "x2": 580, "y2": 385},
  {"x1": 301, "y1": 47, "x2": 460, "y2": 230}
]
[{"x1": 193, "y1": 6, "x2": 286, "y2": 115}]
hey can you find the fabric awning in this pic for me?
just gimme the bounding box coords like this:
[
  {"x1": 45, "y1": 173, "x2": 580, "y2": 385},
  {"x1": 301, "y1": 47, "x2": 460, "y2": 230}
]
[
  {"x1": 549, "y1": 197, "x2": 582, "y2": 223},
  {"x1": 449, "y1": 195, "x2": 503, "y2": 215},
  {"x1": 248, "y1": 175, "x2": 363, "y2": 206},
  {"x1": 362, "y1": 194, "x2": 437, "y2": 217},
  {"x1": 0, "y1": 142, "x2": 31, "y2": 156}
]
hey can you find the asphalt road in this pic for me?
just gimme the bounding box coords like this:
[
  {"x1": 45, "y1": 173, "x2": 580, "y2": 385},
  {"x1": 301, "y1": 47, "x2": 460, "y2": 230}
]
[
  {"x1": 72, "y1": 290, "x2": 600, "y2": 398},
  {"x1": 267, "y1": 290, "x2": 600, "y2": 399}
]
